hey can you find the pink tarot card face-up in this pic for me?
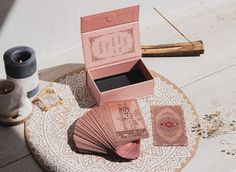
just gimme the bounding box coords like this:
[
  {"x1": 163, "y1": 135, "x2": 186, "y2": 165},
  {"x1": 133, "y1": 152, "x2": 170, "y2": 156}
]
[
  {"x1": 150, "y1": 105, "x2": 188, "y2": 146},
  {"x1": 108, "y1": 100, "x2": 149, "y2": 142}
]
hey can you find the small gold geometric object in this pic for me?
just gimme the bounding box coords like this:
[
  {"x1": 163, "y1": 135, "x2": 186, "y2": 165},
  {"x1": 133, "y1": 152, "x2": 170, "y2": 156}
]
[{"x1": 32, "y1": 88, "x2": 63, "y2": 112}]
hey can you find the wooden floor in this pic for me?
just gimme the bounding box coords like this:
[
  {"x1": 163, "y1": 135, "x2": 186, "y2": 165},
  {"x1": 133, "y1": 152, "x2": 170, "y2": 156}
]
[{"x1": 0, "y1": 0, "x2": 236, "y2": 171}]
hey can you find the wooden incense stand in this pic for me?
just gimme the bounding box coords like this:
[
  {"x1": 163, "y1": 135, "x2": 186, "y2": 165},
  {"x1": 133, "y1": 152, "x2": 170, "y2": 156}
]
[{"x1": 142, "y1": 40, "x2": 204, "y2": 57}]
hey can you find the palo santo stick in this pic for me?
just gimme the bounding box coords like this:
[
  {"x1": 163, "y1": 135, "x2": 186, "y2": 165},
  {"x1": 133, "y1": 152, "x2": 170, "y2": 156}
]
[{"x1": 142, "y1": 40, "x2": 204, "y2": 57}]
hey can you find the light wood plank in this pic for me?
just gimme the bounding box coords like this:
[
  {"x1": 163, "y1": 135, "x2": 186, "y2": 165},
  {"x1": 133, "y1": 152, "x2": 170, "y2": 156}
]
[
  {"x1": 181, "y1": 66, "x2": 236, "y2": 172},
  {"x1": 181, "y1": 65, "x2": 236, "y2": 115},
  {"x1": 0, "y1": 155, "x2": 43, "y2": 172},
  {"x1": 0, "y1": 124, "x2": 31, "y2": 168},
  {"x1": 142, "y1": 0, "x2": 236, "y2": 87}
]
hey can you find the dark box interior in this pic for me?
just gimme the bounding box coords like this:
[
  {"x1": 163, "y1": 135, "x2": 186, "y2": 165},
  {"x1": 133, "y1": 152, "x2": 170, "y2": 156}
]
[{"x1": 95, "y1": 68, "x2": 147, "y2": 92}]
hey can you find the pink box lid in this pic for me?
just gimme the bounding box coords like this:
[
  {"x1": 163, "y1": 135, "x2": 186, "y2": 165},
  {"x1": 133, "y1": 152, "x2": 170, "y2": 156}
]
[{"x1": 81, "y1": 5, "x2": 142, "y2": 69}]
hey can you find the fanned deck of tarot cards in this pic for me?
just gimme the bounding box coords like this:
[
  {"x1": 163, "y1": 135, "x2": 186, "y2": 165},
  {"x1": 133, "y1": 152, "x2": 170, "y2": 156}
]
[{"x1": 73, "y1": 100, "x2": 149, "y2": 160}]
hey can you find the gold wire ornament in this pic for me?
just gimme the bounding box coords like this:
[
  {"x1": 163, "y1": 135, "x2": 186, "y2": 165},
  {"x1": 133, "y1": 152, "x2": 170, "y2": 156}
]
[{"x1": 32, "y1": 88, "x2": 63, "y2": 112}]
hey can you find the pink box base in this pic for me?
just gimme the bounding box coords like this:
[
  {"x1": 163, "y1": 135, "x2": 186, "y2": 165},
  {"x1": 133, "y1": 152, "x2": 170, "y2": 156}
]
[{"x1": 87, "y1": 59, "x2": 154, "y2": 105}]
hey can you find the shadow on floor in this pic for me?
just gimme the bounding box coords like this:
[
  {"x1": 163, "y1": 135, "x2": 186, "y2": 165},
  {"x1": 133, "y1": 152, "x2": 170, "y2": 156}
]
[
  {"x1": 38, "y1": 63, "x2": 96, "y2": 109},
  {"x1": 0, "y1": 0, "x2": 15, "y2": 30},
  {"x1": 0, "y1": 123, "x2": 42, "y2": 172}
]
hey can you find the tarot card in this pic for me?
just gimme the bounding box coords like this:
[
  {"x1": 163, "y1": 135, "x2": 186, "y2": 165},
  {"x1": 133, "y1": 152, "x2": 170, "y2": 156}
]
[
  {"x1": 151, "y1": 105, "x2": 188, "y2": 146},
  {"x1": 73, "y1": 99, "x2": 148, "y2": 160},
  {"x1": 108, "y1": 100, "x2": 149, "y2": 143},
  {"x1": 32, "y1": 88, "x2": 63, "y2": 112}
]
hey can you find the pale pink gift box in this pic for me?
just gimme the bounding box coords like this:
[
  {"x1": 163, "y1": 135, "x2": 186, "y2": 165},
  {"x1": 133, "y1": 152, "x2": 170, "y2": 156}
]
[{"x1": 81, "y1": 5, "x2": 154, "y2": 105}]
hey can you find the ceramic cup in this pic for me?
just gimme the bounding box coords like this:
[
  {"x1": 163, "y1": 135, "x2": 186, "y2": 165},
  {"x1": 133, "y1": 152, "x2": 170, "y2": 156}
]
[{"x1": 0, "y1": 79, "x2": 23, "y2": 118}]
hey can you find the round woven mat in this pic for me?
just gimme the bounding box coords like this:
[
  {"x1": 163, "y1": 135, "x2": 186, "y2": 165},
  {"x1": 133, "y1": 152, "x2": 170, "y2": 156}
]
[{"x1": 25, "y1": 66, "x2": 200, "y2": 172}]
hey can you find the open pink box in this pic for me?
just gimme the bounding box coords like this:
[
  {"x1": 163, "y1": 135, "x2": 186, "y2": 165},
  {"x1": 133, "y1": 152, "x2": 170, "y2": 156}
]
[{"x1": 81, "y1": 5, "x2": 154, "y2": 105}]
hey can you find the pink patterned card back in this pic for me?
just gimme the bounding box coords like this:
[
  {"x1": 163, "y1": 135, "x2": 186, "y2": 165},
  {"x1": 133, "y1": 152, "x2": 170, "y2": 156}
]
[{"x1": 151, "y1": 105, "x2": 188, "y2": 146}]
